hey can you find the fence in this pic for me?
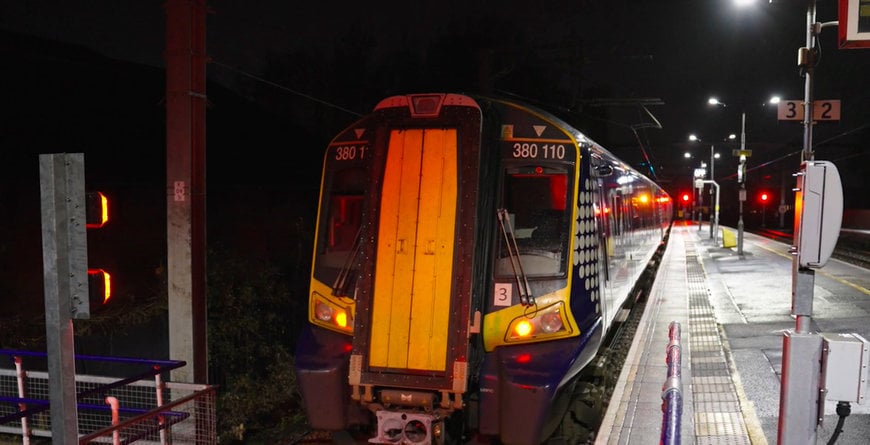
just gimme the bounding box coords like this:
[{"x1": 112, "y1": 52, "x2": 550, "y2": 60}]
[{"x1": 0, "y1": 350, "x2": 215, "y2": 444}]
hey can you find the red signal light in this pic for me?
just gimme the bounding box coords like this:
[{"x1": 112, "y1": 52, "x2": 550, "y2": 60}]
[
  {"x1": 681, "y1": 193, "x2": 690, "y2": 202},
  {"x1": 86, "y1": 190, "x2": 112, "y2": 310},
  {"x1": 88, "y1": 269, "x2": 112, "y2": 305},
  {"x1": 760, "y1": 192, "x2": 769, "y2": 203},
  {"x1": 86, "y1": 192, "x2": 109, "y2": 228}
]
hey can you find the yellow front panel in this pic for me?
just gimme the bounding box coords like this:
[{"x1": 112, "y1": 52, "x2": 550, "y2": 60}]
[
  {"x1": 408, "y1": 129, "x2": 456, "y2": 371},
  {"x1": 370, "y1": 129, "x2": 457, "y2": 372},
  {"x1": 370, "y1": 130, "x2": 419, "y2": 368}
]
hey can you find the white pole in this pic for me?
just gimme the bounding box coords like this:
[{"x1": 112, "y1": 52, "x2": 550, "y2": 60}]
[
  {"x1": 15, "y1": 356, "x2": 31, "y2": 445},
  {"x1": 106, "y1": 396, "x2": 121, "y2": 445},
  {"x1": 710, "y1": 144, "x2": 715, "y2": 239}
]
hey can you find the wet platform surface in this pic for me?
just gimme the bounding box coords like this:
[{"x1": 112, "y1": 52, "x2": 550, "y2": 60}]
[{"x1": 597, "y1": 222, "x2": 870, "y2": 445}]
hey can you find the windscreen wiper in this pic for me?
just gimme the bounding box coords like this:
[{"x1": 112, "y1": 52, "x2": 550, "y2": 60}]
[
  {"x1": 332, "y1": 226, "x2": 363, "y2": 298},
  {"x1": 497, "y1": 208, "x2": 534, "y2": 306}
]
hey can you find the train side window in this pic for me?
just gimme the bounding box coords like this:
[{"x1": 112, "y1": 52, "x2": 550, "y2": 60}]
[{"x1": 495, "y1": 165, "x2": 570, "y2": 277}]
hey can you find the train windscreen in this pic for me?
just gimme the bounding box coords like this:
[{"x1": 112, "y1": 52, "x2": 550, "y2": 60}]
[{"x1": 496, "y1": 164, "x2": 571, "y2": 277}]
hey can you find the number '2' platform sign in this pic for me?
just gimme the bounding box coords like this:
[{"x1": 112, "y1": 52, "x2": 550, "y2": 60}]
[
  {"x1": 839, "y1": 0, "x2": 870, "y2": 49},
  {"x1": 777, "y1": 100, "x2": 841, "y2": 121}
]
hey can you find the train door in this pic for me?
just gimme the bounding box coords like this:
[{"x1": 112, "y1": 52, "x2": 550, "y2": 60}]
[
  {"x1": 591, "y1": 157, "x2": 612, "y2": 331},
  {"x1": 368, "y1": 128, "x2": 458, "y2": 372}
]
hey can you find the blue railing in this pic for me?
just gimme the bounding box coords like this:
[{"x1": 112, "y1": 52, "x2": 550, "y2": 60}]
[
  {"x1": 0, "y1": 349, "x2": 185, "y2": 425},
  {"x1": 660, "y1": 321, "x2": 682, "y2": 445}
]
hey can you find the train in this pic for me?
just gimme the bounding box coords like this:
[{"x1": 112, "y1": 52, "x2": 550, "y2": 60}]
[{"x1": 294, "y1": 93, "x2": 673, "y2": 445}]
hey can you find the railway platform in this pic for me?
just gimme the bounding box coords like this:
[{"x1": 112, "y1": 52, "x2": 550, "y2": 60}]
[{"x1": 596, "y1": 221, "x2": 870, "y2": 445}]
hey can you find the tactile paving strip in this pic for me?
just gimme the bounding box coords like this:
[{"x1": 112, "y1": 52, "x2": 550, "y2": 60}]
[{"x1": 685, "y1": 239, "x2": 752, "y2": 445}]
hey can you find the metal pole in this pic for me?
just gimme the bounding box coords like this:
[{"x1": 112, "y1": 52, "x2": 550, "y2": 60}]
[
  {"x1": 39, "y1": 154, "x2": 85, "y2": 444},
  {"x1": 714, "y1": 182, "x2": 720, "y2": 244},
  {"x1": 780, "y1": 174, "x2": 787, "y2": 229},
  {"x1": 778, "y1": 1, "x2": 821, "y2": 443},
  {"x1": 702, "y1": 180, "x2": 720, "y2": 244},
  {"x1": 697, "y1": 171, "x2": 703, "y2": 232},
  {"x1": 710, "y1": 144, "x2": 715, "y2": 239},
  {"x1": 737, "y1": 111, "x2": 746, "y2": 256}
]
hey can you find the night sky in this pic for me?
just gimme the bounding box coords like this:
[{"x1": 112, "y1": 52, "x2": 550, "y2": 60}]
[
  {"x1": 2, "y1": 0, "x2": 870, "y2": 320},
  {"x1": 3, "y1": 1, "x2": 867, "y2": 181}
]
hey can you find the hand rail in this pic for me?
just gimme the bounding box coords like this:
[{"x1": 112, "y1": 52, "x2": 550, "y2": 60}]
[
  {"x1": 660, "y1": 321, "x2": 683, "y2": 445},
  {"x1": 0, "y1": 349, "x2": 185, "y2": 425}
]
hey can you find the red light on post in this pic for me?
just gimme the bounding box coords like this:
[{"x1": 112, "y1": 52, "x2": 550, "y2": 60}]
[
  {"x1": 681, "y1": 193, "x2": 690, "y2": 203},
  {"x1": 758, "y1": 191, "x2": 771, "y2": 227},
  {"x1": 88, "y1": 269, "x2": 112, "y2": 305},
  {"x1": 86, "y1": 192, "x2": 109, "y2": 228},
  {"x1": 86, "y1": 190, "x2": 112, "y2": 310}
]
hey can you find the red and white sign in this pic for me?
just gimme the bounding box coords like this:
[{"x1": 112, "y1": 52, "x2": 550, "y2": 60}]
[{"x1": 839, "y1": 0, "x2": 870, "y2": 49}]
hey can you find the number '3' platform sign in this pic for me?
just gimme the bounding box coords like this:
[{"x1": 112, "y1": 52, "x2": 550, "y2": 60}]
[{"x1": 777, "y1": 100, "x2": 841, "y2": 122}]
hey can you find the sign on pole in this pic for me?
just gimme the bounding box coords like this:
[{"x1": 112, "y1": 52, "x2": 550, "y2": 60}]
[
  {"x1": 839, "y1": 0, "x2": 870, "y2": 49},
  {"x1": 777, "y1": 100, "x2": 842, "y2": 121}
]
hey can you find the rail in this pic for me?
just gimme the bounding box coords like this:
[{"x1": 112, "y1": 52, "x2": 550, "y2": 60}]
[
  {"x1": 0, "y1": 349, "x2": 216, "y2": 444},
  {"x1": 660, "y1": 321, "x2": 682, "y2": 445}
]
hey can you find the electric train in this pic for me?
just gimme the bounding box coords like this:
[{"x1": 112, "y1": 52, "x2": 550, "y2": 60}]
[{"x1": 294, "y1": 93, "x2": 672, "y2": 445}]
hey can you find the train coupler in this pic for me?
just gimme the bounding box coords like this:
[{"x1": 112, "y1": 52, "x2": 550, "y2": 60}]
[{"x1": 368, "y1": 410, "x2": 444, "y2": 445}]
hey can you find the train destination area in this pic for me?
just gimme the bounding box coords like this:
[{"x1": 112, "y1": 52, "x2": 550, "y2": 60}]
[{"x1": 596, "y1": 222, "x2": 870, "y2": 445}]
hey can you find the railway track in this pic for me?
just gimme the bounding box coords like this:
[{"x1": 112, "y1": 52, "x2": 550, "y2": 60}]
[{"x1": 753, "y1": 228, "x2": 870, "y2": 269}]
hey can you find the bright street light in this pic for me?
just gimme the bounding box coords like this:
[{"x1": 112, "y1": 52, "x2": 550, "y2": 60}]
[
  {"x1": 705, "y1": 95, "x2": 778, "y2": 256},
  {"x1": 708, "y1": 95, "x2": 781, "y2": 109}
]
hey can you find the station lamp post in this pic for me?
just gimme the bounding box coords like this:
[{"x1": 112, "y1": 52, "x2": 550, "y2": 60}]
[
  {"x1": 707, "y1": 95, "x2": 780, "y2": 256},
  {"x1": 693, "y1": 162, "x2": 707, "y2": 232},
  {"x1": 730, "y1": 2, "x2": 859, "y2": 444}
]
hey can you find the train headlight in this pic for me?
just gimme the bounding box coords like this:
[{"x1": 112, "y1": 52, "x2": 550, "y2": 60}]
[
  {"x1": 311, "y1": 292, "x2": 354, "y2": 334},
  {"x1": 507, "y1": 302, "x2": 567, "y2": 341},
  {"x1": 314, "y1": 301, "x2": 333, "y2": 321},
  {"x1": 540, "y1": 312, "x2": 564, "y2": 333}
]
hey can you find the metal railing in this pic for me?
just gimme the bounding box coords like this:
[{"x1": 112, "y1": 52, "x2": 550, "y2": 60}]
[
  {"x1": 660, "y1": 321, "x2": 683, "y2": 445},
  {"x1": 0, "y1": 349, "x2": 215, "y2": 444}
]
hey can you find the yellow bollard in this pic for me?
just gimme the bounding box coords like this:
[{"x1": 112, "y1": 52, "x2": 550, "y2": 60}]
[{"x1": 721, "y1": 228, "x2": 736, "y2": 248}]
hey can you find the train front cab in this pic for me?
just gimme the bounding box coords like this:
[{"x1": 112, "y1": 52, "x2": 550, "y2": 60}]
[
  {"x1": 479, "y1": 103, "x2": 601, "y2": 444},
  {"x1": 462, "y1": 115, "x2": 671, "y2": 444},
  {"x1": 295, "y1": 94, "x2": 486, "y2": 443},
  {"x1": 294, "y1": 94, "x2": 671, "y2": 445}
]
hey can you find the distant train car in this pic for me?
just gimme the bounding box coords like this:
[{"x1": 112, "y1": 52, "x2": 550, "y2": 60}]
[{"x1": 295, "y1": 93, "x2": 672, "y2": 445}]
